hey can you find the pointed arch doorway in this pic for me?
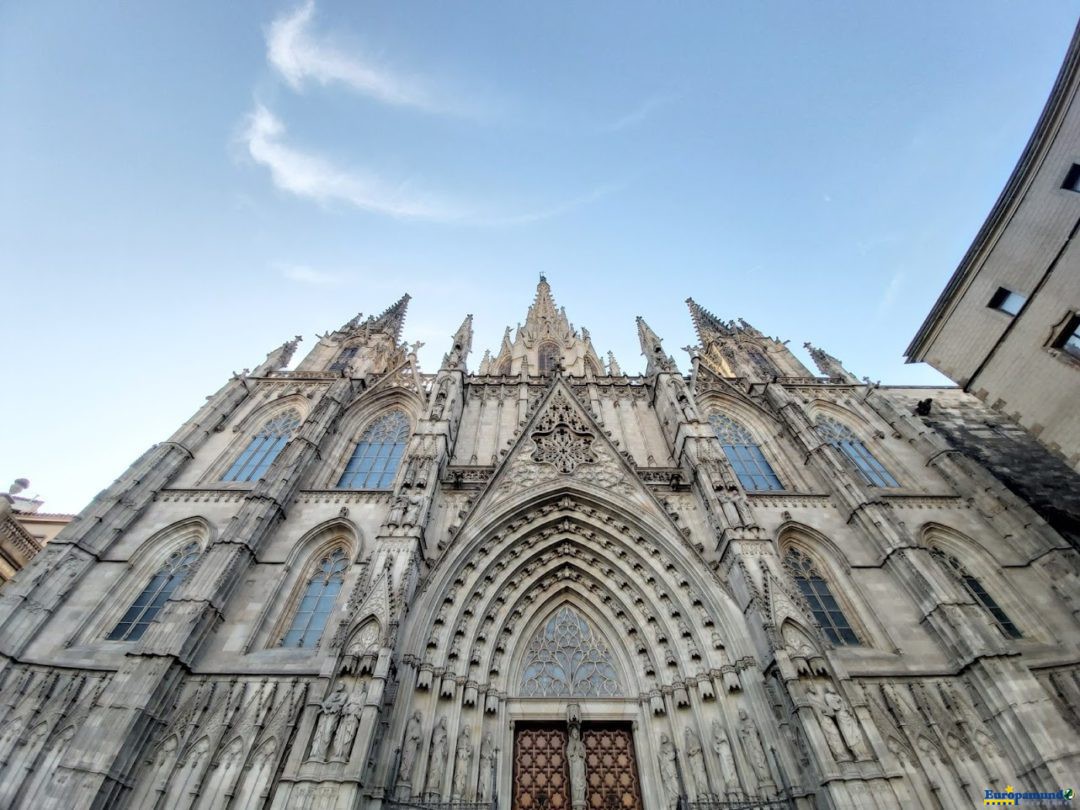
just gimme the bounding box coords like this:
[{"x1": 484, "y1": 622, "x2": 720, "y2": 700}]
[{"x1": 510, "y1": 604, "x2": 644, "y2": 810}]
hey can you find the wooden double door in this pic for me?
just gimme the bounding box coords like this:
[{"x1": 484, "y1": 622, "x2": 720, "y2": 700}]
[{"x1": 512, "y1": 722, "x2": 643, "y2": 810}]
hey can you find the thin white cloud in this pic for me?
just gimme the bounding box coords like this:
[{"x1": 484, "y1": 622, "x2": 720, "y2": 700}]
[
  {"x1": 877, "y1": 270, "x2": 905, "y2": 315},
  {"x1": 267, "y1": 0, "x2": 445, "y2": 113},
  {"x1": 600, "y1": 94, "x2": 677, "y2": 133},
  {"x1": 243, "y1": 104, "x2": 464, "y2": 220},
  {"x1": 279, "y1": 264, "x2": 344, "y2": 285}
]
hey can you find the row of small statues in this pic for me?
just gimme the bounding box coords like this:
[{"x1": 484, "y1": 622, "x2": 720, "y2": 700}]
[
  {"x1": 398, "y1": 713, "x2": 496, "y2": 802},
  {"x1": 308, "y1": 682, "x2": 366, "y2": 763}
]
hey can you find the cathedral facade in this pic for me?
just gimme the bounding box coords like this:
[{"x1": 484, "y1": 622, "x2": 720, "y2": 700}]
[{"x1": 0, "y1": 279, "x2": 1079, "y2": 810}]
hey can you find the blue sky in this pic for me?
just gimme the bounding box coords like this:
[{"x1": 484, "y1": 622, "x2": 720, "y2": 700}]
[{"x1": 2, "y1": 2, "x2": 1077, "y2": 512}]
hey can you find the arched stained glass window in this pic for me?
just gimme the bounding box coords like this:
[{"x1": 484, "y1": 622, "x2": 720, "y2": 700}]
[
  {"x1": 815, "y1": 416, "x2": 899, "y2": 488},
  {"x1": 108, "y1": 542, "x2": 201, "y2": 641},
  {"x1": 709, "y1": 413, "x2": 783, "y2": 491},
  {"x1": 930, "y1": 549, "x2": 1022, "y2": 639},
  {"x1": 328, "y1": 346, "x2": 358, "y2": 372},
  {"x1": 281, "y1": 548, "x2": 349, "y2": 648},
  {"x1": 519, "y1": 605, "x2": 622, "y2": 697},
  {"x1": 222, "y1": 410, "x2": 301, "y2": 483},
  {"x1": 337, "y1": 410, "x2": 411, "y2": 489},
  {"x1": 537, "y1": 343, "x2": 561, "y2": 374},
  {"x1": 784, "y1": 549, "x2": 859, "y2": 646}
]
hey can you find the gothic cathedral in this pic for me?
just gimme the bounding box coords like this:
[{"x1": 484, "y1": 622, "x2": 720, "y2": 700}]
[{"x1": 1, "y1": 279, "x2": 1079, "y2": 810}]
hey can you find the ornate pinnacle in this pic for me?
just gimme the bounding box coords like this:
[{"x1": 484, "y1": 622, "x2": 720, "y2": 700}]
[
  {"x1": 607, "y1": 351, "x2": 622, "y2": 376},
  {"x1": 444, "y1": 314, "x2": 474, "y2": 371},
  {"x1": 686, "y1": 297, "x2": 734, "y2": 345},
  {"x1": 636, "y1": 316, "x2": 678, "y2": 375}
]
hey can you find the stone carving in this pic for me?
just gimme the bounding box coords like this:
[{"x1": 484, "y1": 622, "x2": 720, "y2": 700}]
[
  {"x1": 519, "y1": 605, "x2": 621, "y2": 697},
  {"x1": 810, "y1": 687, "x2": 849, "y2": 762},
  {"x1": 310, "y1": 683, "x2": 347, "y2": 761},
  {"x1": 478, "y1": 732, "x2": 495, "y2": 803},
  {"x1": 685, "y1": 726, "x2": 709, "y2": 797},
  {"x1": 567, "y1": 724, "x2": 586, "y2": 808},
  {"x1": 813, "y1": 685, "x2": 868, "y2": 761},
  {"x1": 426, "y1": 717, "x2": 449, "y2": 798},
  {"x1": 658, "y1": 733, "x2": 681, "y2": 810},
  {"x1": 531, "y1": 390, "x2": 598, "y2": 474},
  {"x1": 398, "y1": 711, "x2": 423, "y2": 795},
  {"x1": 452, "y1": 725, "x2": 473, "y2": 800},
  {"x1": 712, "y1": 720, "x2": 739, "y2": 794},
  {"x1": 330, "y1": 684, "x2": 365, "y2": 762},
  {"x1": 737, "y1": 708, "x2": 771, "y2": 785}
]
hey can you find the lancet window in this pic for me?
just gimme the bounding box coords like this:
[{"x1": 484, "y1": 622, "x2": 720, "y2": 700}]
[
  {"x1": 537, "y1": 343, "x2": 561, "y2": 374},
  {"x1": 815, "y1": 416, "x2": 899, "y2": 488},
  {"x1": 328, "y1": 346, "x2": 358, "y2": 372},
  {"x1": 337, "y1": 409, "x2": 410, "y2": 489},
  {"x1": 107, "y1": 542, "x2": 201, "y2": 641},
  {"x1": 519, "y1": 605, "x2": 622, "y2": 697},
  {"x1": 280, "y1": 548, "x2": 349, "y2": 648},
  {"x1": 929, "y1": 548, "x2": 1022, "y2": 639},
  {"x1": 784, "y1": 549, "x2": 859, "y2": 645},
  {"x1": 708, "y1": 412, "x2": 783, "y2": 491},
  {"x1": 222, "y1": 409, "x2": 302, "y2": 483}
]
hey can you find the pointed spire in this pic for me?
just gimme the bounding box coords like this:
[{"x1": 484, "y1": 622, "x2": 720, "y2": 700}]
[
  {"x1": 636, "y1": 316, "x2": 678, "y2": 375},
  {"x1": 254, "y1": 335, "x2": 302, "y2": 375},
  {"x1": 607, "y1": 351, "x2": 622, "y2": 376},
  {"x1": 478, "y1": 349, "x2": 493, "y2": 375},
  {"x1": 803, "y1": 342, "x2": 857, "y2": 383},
  {"x1": 686, "y1": 297, "x2": 735, "y2": 345},
  {"x1": 366, "y1": 293, "x2": 411, "y2": 341},
  {"x1": 443, "y1": 314, "x2": 473, "y2": 371}
]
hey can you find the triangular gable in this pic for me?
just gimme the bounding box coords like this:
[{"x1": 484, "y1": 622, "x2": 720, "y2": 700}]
[{"x1": 362, "y1": 356, "x2": 428, "y2": 404}]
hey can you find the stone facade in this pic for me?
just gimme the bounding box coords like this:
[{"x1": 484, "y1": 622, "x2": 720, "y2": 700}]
[
  {"x1": 906, "y1": 20, "x2": 1080, "y2": 471},
  {"x1": 0, "y1": 280, "x2": 1078, "y2": 810}
]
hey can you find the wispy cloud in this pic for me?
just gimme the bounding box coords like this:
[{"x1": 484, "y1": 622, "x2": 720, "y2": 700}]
[
  {"x1": 243, "y1": 104, "x2": 465, "y2": 220},
  {"x1": 600, "y1": 94, "x2": 677, "y2": 133},
  {"x1": 877, "y1": 270, "x2": 905, "y2": 315},
  {"x1": 278, "y1": 264, "x2": 345, "y2": 285},
  {"x1": 267, "y1": 0, "x2": 452, "y2": 114}
]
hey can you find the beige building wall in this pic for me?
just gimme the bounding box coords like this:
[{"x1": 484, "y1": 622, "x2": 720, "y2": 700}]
[{"x1": 908, "y1": 22, "x2": 1080, "y2": 469}]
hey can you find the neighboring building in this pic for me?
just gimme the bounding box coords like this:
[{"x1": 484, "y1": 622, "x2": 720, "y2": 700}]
[
  {"x1": 0, "y1": 281, "x2": 1079, "y2": 810},
  {"x1": 0, "y1": 480, "x2": 72, "y2": 584},
  {"x1": 906, "y1": 22, "x2": 1080, "y2": 471}
]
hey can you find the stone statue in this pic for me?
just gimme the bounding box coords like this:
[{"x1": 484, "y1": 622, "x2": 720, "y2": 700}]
[
  {"x1": 478, "y1": 732, "x2": 495, "y2": 803},
  {"x1": 398, "y1": 711, "x2": 423, "y2": 794},
  {"x1": 452, "y1": 724, "x2": 473, "y2": 800},
  {"x1": 737, "y1": 708, "x2": 771, "y2": 785},
  {"x1": 0, "y1": 478, "x2": 29, "y2": 524},
  {"x1": 310, "y1": 683, "x2": 347, "y2": 761},
  {"x1": 426, "y1": 717, "x2": 449, "y2": 797},
  {"x1": 658, "y1": 733, "x2": 680, "y2": 810},
  {"x1": 685, "y1": 726, "x2": 710, "y2": 797},
  {"x1": 330, "y1": 686, "x2": 365, "y2": 761},
  {"x1": 711, "y1": 720, "x2": 739, "y2": 793},
  {"x1": 387, "y1": 493, "x2": 408, "y2": 527},
  {"x1": 403, "y1": 491, "x2": 426, "y2": 526},
  {"x1": 567, "y1": 725, "x2": 586, "y2": 808},
  {"x1": 810, "y1": 688, "x2": 849, "y2": 761},
  {"x1": 825, "y1": 686, "x2": 869, "y2": 760}
]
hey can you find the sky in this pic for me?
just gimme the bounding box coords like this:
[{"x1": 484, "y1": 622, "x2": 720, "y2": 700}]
[{"x1": 1, "y1": 2, "x2": 1077, "y2": 513}]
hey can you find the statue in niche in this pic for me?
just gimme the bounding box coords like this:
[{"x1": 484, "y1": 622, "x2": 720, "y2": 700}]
[
  {"x1": 387, "y1": 493, "x2": 408, "y2": 527},
  {"x1": 825, "y1": 685, "x2": 869, "y2": 760},
  {"x1": 737, "y1": 708, "x2": 772, "y2": 785},
  {"x1": 426, "y1": 717, "x2": 449, "y2": 798},
  {"x1": 398, "y1": 712, "x2": 423, "y2": 795},
  {"x1": 567, "y1": 725, "x2": 586, "y2": 809},
  {"x1": 685, "y1": 726, "x2": 710, "y2": 797},
  {"x1": 330, "y1": 684, "x2": 366, "y2": 761},
  {"x1": 478, "y1": 732, "x2": 495, "y2": 803},
  {"x1": 403, "y1": 491, "x2": 427, "y2": 527},
  {"x1": 452, "y1": 725, "x2": 473, "y2": 800},
  {"x1": 310, "y1": 683, "x2": 347, "y2": 761},
  {"x1": 809, "y1": 688, "x2": 849, "y2": 762},
  {"x1": 711, "y1": 720, "x2": 739, "y2": 793},
  {"x1": 658, "y1": 733, "x2": 681, "y2": 810}
]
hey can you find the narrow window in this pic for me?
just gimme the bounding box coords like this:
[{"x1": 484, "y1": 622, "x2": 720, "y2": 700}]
[
  {"x1": 1052, "y1": 313, "x2": 1080, "y2": 359},
  {"x1": 222, "y1": 410, "x2": 301, "y2": 483},
  {"x1": 329, "y1": 347, "x2": 358, "y2": 372},
  {"x1": 816, "y1": 416, "x2": 899, "y2": 488},
  {"x1": 987, "y1": 287, "x2": 1026, "y2": 317},
  {"x1": 708, "y1": 413, "x2": 783, "y2": 491},
  {"x1": 930, "y1": 549, "x2": 1021, "y2": 639},
  {"x1": 108, "y1": 542, "x2": 200, "y2": 641},
  {"x1": 337, "y1": 410, "x2": 411, "y2": 489},
  {"x1": 1062, "y1": 163, "x2": 1080, "y2": 192},
  {"x1": 784, "y1": 549, "x2": 859, "y2": 645},
  {"x1": 281, "y1": 548, "x2": 348, "y2": 648},
  {"x1": 537, "y1": 343, "x2": 561, "y2": 374}
]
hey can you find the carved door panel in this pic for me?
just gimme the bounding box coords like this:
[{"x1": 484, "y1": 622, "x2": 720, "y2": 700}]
[
  {"x1": 513, "y1": 724, "x2": 570, "y2": 810},
  {"x1": 582, "y1": 724, "x2": 643, "y2": 810}
]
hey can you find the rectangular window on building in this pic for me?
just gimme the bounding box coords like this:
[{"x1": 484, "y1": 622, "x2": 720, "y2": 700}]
[
  {"x1": 1062, "y1": 163, "x2": 1080, "y2": 192},
  {"x1": 1053, "y1": 313, "x2": 1080, "y2": 359},
  {"x1": 987, "y1": 287, "x2": 1026, "y2": 316}
]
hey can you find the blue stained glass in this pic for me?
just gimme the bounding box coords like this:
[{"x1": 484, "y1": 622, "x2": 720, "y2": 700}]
[
  {"x1": 222, "y1": 411, "x2": 301, "y2": 483},
  {"x1": 336, "y1": 410, "x2": 410, "y2": 490},
  {"x1": 708, "y1": 413, "x2": 784, "y2": 491},
  {"x1": 281, "y1": 549, "x2": 349, "y2": 649},
  {"x1": 815, "y1": 416, "x2": 899, "y2": 488},
  {"x1": 108, "y1": 543, "x2": 200, "y2": 641}
]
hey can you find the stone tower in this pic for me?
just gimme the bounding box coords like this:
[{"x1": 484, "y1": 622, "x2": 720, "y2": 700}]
[{"x1": 0, "y1": 279, "x2": 1078, "y2": 810}]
